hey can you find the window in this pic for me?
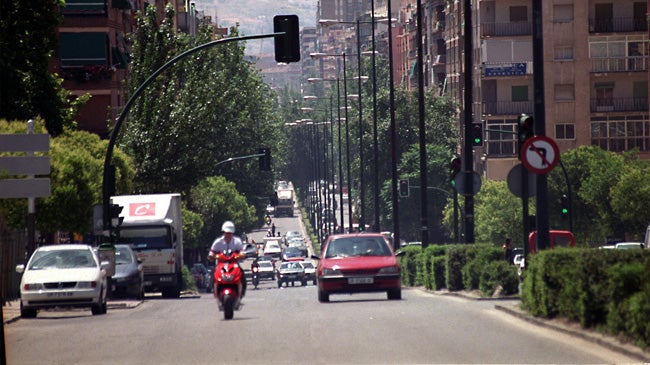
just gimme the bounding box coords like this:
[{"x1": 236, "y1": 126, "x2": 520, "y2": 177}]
[
  {"x1": 554, "y1": 46, "x2": 574, "y2": 61},
  {"x1": 553, "y1": 5, "x2": 573, "y2": 23},
  {"x1": 591, "y1": 116, "x2": 650, "y2": 152},
  {"x1": 510, "y1": 6, "x2": 527, "y2": 22},
  {"x1": 594, "y1": 83, "x2": 614, "y2": 111},
  {"x1": 59, "y1": 32, "x2": 108, "y2": 67},
  {"x1": 555, "y1": 124, "x2": 575, "y2": 140},
  {"x1": 555, "y1": 84, "x2": 574, "y2": 101},
  {"x1": 486, "y1": 119, "x2": 517, "y2": 156},
  {"x1": 512, "y1": 85, "x2": 528, "y2": 102}
]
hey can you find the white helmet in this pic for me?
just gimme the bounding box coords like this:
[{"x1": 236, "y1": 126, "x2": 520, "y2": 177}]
[{"x1": 221, "y1": 221, "x2": 236, "y2": 233}]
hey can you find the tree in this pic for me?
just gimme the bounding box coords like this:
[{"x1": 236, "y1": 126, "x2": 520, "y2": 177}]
[
  {"x1": 121, "y1": 5, "x2": 279, "y2": 216},
  {"x1": 188, "y1": 176, "x2": 256, "y2": 244},
  {"x1": 0, "y1": 0, "x2": 84, "y2": 135}
]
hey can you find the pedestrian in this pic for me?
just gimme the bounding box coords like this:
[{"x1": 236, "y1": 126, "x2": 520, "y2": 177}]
[
  {"x1": 271, "y1": 223, "x2": 276, "y2": 236},
  {"x1": 502, "y1": 237, "x2": 514, "y2": 263}
]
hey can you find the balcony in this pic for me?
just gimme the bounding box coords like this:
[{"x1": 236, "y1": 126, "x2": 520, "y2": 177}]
[
  {"x1": 590, "y1": 97, "x2": 648, "y2": 112},
  {"x1": 483, "y1": 101, "x2": 533, "y2": 115},
  {"x1": 589, "y1": 17, "x2": 648, "y2": 33},
  {"x1": 591, "y1": 57, "x2": 648, "y2": 73},
  {"x1": 481, "y1": 22, "x2": 532, "y2": 37}
]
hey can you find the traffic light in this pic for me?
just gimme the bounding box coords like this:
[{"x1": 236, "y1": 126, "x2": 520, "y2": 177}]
[
  {"x1": 273, "y1": 15, "x2": 300, "y2": 63},
  {"x1": 449, "y1": 157, "x2": 461, "y2": 187},
  {"x1": 560, "y1": 194, "x2": 569, "y2": 216},
  {"x1": 399, "y1": 179, "x2": 409, "y2": 197},
  {"x1": 471, "y1": 123, "x2": 483, "y2": 146},
  {"x1": 518, "y1": 114, "x2": 534, "y2": 159},
  {"x1": 258, "y1": 147, "x2": 271, "y2": 171}
]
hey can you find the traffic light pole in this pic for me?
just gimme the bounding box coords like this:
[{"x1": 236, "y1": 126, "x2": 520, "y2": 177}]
[{"x1": 532, "y1": 0, "x2": 550, "y2": 251}]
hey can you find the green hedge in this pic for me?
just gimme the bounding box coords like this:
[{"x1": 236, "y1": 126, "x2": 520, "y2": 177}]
[
  {"x1": 521, "y1": 248, "x2": 650, "y2": 348},
  {"x1": 399, "y1": 243, "x2": 517, "y2": 296}
]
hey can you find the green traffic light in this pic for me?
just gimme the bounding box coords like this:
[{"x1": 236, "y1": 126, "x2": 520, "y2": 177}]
[
  {"x1": 561, "y1": 208, "x2": 568, "y2": 214},
  {"x1": 474, "y1": 137, "x2": 481, "y2": 144}
]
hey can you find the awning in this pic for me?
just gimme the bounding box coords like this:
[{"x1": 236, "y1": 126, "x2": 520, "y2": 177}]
[
  {"x1": 63, "y1": 0, "x2": 106, "y2": 12},
  {"x1": 60, "y1": 32, "x2": 108, "y2": 67}
]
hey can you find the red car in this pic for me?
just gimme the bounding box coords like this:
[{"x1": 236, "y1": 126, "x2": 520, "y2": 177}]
[{"x1": 314, "y1": 233, "x2": 404, "y2": 302}]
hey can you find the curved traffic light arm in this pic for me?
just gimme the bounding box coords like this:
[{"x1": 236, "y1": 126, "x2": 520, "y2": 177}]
[{"x1": 101, "y1": 32, "x2": 285, "y2": 231}]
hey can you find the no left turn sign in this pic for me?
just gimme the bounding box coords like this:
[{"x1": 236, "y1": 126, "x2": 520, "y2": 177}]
[{"x1": 521, "y1": 135, "x2": 560, "y2": 174}]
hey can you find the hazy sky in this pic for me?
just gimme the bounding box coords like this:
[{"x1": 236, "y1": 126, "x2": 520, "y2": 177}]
[{"x1": 193, "y1": 0, "x2": 317, "y2": 55}]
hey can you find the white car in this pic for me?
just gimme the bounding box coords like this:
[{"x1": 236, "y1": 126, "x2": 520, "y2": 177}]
[
  {"x1": 263, "y1": 241, "x2": 282, "y2": 258},
  {"x1": 16, "y1": 244, "x2": 109, "y2": 318}
]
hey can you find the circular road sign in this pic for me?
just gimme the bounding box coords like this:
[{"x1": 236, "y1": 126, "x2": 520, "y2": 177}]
[{"x1": 521, "y1": 135, "x2": 560, "y2": 174}]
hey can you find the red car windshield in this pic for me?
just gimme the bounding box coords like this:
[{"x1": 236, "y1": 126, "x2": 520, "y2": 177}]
[{"x1": 324, "y1": 237, "x2": 391, "y2": 258}]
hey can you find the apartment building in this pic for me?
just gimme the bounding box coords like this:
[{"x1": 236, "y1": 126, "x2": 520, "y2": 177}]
[
  {"x1": 54, "y1": 0, "x2": 206, "y2": 137},
  {"x1": 391, "y1": 0, "x2": 648, "y2": 180},
  {"x1": 472, "y1": 0, "x2": 648, "y2": 180}
]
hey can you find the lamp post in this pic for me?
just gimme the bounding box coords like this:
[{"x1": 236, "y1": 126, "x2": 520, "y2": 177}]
[
  {"x1": 308, "y1": 76, "x2": 346, "y2": 233},
  {"x1": 304, "y1": 94, "x2": 338, "y2": 237},
  {"x1": 387, "y1": 0, "x2": 400, "y2": 250},
  {"x1": 310, "y1": 54, "x2": 354, "y2": 232},
  {"x1": 319, "y1": 15, "x2": 393, "y2": 233},
  {"x1": 301, "y1": 102, "x2": 335, "y2": 238}
]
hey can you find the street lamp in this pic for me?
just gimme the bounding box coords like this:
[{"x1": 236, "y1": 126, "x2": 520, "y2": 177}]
[
  {"x1": 303, "y1": 95, "x2": 337, "y2": 237},
  {"x1": 307, "y1": 76, "x2": 346, "y2": 233},
  {"x1": 310, "y1": 54, "x2": 354, "y2": 232}
]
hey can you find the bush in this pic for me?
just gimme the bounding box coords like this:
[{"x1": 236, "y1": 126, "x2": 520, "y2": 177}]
[
  {"x1": 462, "y1": 246, "x2": 502, "y2": 291},
  {"x1": 431, "y1": 256, "x2": 446, "y2": 290},
  {"x1": 182, "y1": 265, "x2": 198, "y2": 292},
  {"x1": 479, "y1": 260, "x2": 519, "y2": 296}
]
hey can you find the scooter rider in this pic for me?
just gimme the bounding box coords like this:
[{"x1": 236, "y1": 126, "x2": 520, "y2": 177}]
[{"x1": 208, "y1": 221, "x2": 246, "y2": 297}]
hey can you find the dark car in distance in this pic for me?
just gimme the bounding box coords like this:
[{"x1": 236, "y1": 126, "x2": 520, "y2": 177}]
[
  {"x1": 314, "y1": 233, "x2": 404, "y2": 302},
  {"x1": 112, "y1": 244, "x2": 144, "y2": 299}
]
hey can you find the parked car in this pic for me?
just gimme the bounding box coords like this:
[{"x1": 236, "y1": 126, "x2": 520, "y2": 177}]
[
  {"x1": 300, "y1": 260, "x2": 317, "y2": 285},
  {"x1": 276, "y1": 261, "x2": 306, "y2": 287},
  {"x1": 313, "y1": 233, "x2": 404, "y2": 302},
  {"x1": 16, "y1": 244, "x2": 109, "y2": 318},
  {"x1": 112, "y1": 244, "x2": 144, "y2": 299}
]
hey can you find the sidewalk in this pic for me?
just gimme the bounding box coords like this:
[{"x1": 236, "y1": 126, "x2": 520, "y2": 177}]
[{"x1": 3, "y1": 298, "x2": 143, "y2": 324}]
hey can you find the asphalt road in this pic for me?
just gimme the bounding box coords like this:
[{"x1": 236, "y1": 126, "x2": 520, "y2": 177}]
[{"x1": 5, "y1": 284, "x2": 637, "y2": 364}]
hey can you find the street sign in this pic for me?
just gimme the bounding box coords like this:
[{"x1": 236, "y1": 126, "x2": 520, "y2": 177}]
[
  {"x1": 507, "y1": 164, "x2": 536, "y2": 197},
  {"x1": 0, "y1": 178, "x2": 51, "y2": 198},
  {"x1": 0, "y1": 133, "x2": 51, "y2": 199},
  {"x1": 521, "y1": 135, "x2": 560, "y2": 174},
  {"x1": 453, "y1": 171, "x2": 482, "y2": 196},
  {"x1": 0, "y1": 134, "x2": 49, "y2": 152},
  {"x1": 0, "y1": 156, "x2": 51, "y2": 175}
]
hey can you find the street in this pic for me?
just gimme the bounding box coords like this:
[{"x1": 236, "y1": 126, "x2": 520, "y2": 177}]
[
  {"x1": 5, "y1": 286, "x2": 635, "y2": 364},
  {"x1": 3, "y1": 206, "x2": 640, "y2": 364}
]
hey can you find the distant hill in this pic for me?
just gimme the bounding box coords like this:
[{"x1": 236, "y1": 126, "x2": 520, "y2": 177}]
[{"x1": 200, "y1": 0, "x2": 316, "y2": 56}]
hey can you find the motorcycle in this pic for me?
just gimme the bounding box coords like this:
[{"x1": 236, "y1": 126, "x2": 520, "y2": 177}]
[
  {"x1": 212, "y1": 251, "x2": 245, "y2": 320},
  {"x1": 251, "y1": 266, "x2": 260, "y2": 289}
]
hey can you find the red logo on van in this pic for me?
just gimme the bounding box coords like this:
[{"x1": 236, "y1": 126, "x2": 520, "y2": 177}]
[{"x1": 129, "y1": 202, "x2": 156, "y2": 216}]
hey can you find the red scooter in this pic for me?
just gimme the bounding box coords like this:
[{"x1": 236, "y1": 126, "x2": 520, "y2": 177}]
[{"x1": 212, "y1": 251, "x2": 245, "y2": 320}]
